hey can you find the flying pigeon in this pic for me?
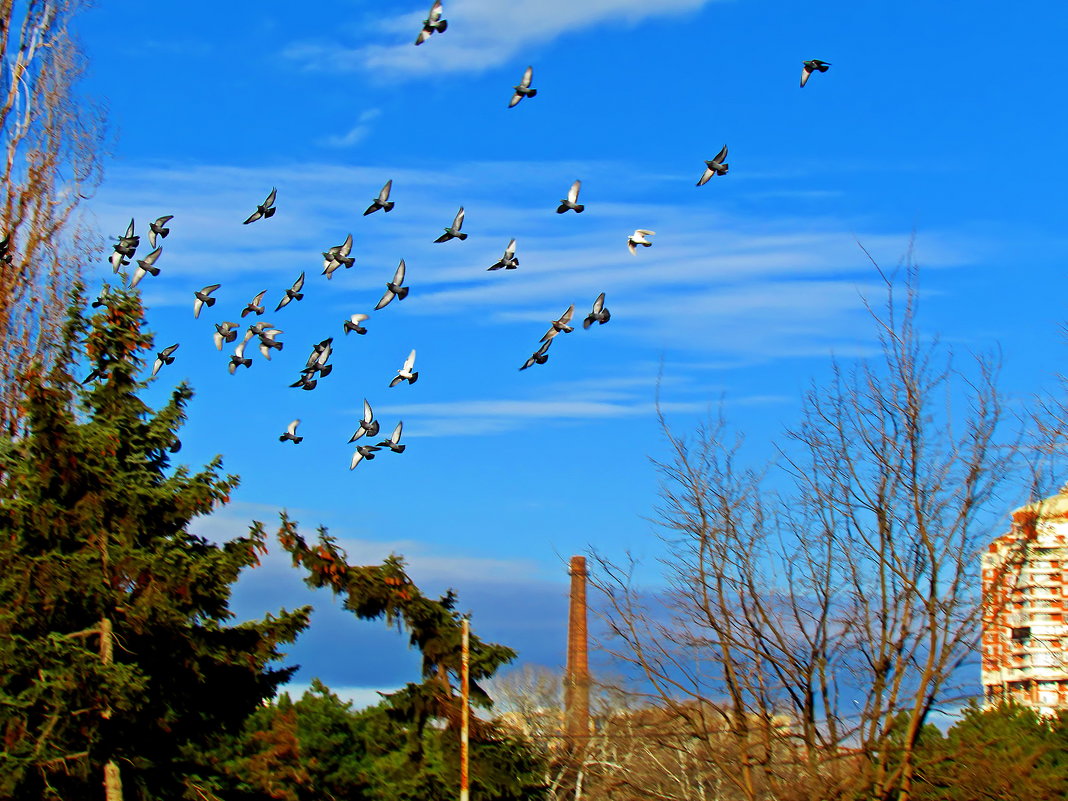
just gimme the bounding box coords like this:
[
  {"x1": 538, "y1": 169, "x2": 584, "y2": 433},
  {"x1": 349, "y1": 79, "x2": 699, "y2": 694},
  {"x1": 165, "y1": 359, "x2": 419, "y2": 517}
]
[
  {"x1": 275, "y1": 272, "x2": 305, "y2": 311},
  {"x1": 350, "y1": 444, "x2": 381, "y2": 469},
  {"x1": 364, "y1": 180, "x2": 395, "y2": 215},
  {"x1": 389, "y1": 349, "x2": 418, "y2": 387},
  {"x1": 91, "y1": 286, "x2": 113, "y2": 309},
  {"x1": 520, "y1": 340, "x2": 552, "y2": 371},
  {"x1": 487, "y1": 238, "x2": 519, "y2": 271},
  {"x1": 414, "y1": 0, "x2": 447, "y2": 45},
  {"x1": 148, "y1": 215, "x2": 173, "y2": 248},
  {"x1": 541, "y1": 305, "x2": 575, "y2": 342},
  {"x1": 213, "y1": 321, "x2": 239, "y2": 351},
  {"x1": 228, "y1": 338, "x2": 252, "y2": 374},
  {"x1": 110, "y1": 219, "x2": 139, "y2": 272},
  {"x1": 378, "y1": 421, "x2": 405, "y2": 453},
  {"x1": 583, "y1": 293, "x2": 611, "y2": 328},
  {"x1": 241, "y1": 289, "x2": 268, "y2": 317},
  {"x1": 509, "y1": 66, "x2": 537, "y2": 108},
  {"x1": 302, "y1": 338, "x2": 333, "y2": 377},
  {"x1": 130, "y1": 245, "x2": 163, "y2": 288},
  {"x1": 556, "y1": 180, "x2": 584, "y2": 214},
  {"x1": 696, "y1": 145, "x2": 729, "y2": 186},
  {"x1": 344, "y1": 313, "x2": 369, "y2": 335},
  {"x1": 627, "y1": 229, "x2": 655, "y2": 255},
  {"x1": 322, "y1": 233, "x2": 354, "y2": 279},
  {"x1": 243, "y1": 187, "x2": 277, "y2": 224},
  {"x1": 434, "y1": 207, "x2": 468, "y2": 243},
  {"x1": 151, "y1": 343, "x2": 179, "y2": 377},
  {"x1": 193, "y1": 284, "x2": 221, "y2": 318},
  {"x1": 800, "y1": 59, "x2": 831, "y2": 88},
  {"x1": 247, "y1": 321, "x2": 277, "y2": 338},
  {"x1": 279, "y1": 419, "x2": 303, "y2": 444},
  {"x1": 349, "y1": 399, "x2": 380, "y2": 441},
  {"x1": 374, "y1": 259, "x2": 409, "y2": 310},
  {"x1": 290, "y1": 374, "x2": 318, "y2": 391},
  {"x1": 258, "y1": 328, "x2": 284, "y2": 360}
]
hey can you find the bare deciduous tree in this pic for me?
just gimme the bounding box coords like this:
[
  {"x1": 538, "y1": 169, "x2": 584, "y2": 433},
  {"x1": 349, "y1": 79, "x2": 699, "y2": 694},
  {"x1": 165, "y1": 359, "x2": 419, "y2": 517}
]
[
  {"x1": 590, "y1": 262, "x2": 1023, "y2": 801},
  {"x1": 1, "y1": 0, "x2": 105, "y2": 434}
]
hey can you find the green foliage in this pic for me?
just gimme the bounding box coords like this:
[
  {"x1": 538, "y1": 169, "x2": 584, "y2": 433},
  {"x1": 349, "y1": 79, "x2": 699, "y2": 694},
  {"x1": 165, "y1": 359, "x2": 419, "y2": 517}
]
[
  {"x1": 908, "y1": 702, "x2": 1068, "y2": 801},
  {"x1": 0, "y1": 286, "x2": 311, "y2": 799},
  {"x1": 216, "y1": 680, "x2": 548, "y2": 801}
]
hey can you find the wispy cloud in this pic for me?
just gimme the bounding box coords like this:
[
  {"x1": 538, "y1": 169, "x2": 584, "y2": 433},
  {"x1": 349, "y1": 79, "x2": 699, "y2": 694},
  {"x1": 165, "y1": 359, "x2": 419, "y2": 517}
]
[
  {"x1": 320, "y1": 108, "x2": 382, "y2": 148},
  {"x1": 284, "y1": 0, "x2": 723, "y2": 77}
]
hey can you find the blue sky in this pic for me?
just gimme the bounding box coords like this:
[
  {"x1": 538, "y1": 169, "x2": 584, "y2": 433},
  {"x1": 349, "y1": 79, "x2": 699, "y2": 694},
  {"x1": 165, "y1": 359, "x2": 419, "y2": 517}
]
[{"x1": 71, "y1": 0, "x2": 1068, "y2": 704}]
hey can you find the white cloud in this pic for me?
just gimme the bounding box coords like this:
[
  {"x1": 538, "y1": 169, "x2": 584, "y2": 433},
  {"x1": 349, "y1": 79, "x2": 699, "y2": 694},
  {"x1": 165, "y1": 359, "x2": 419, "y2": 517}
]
[
  {"x1": 284, "y1": 0, "x2": 724, "y2": 77},
  {"x1": 321, "y1": 108, "x2": 382, "y2": 148}
]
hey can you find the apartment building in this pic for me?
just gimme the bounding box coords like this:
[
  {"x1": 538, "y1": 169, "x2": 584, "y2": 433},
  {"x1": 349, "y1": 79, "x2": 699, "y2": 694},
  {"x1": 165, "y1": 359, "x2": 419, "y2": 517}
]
[{"x1": 981, "y1": 489, "x2": 1068, "y2": 715}]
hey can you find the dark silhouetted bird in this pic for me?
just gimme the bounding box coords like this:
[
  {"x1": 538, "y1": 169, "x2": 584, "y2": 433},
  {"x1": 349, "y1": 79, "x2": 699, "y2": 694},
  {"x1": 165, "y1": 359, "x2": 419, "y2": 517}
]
[
  {"x1": 583, "y1": 292, "x2": 611, "y2": 328},
  {"x1": 696, "y1": 145, "x2": 729, "y2": 186},
  {"x1": 243, "y1": 187, "x2": 277, "y2": 224},
  {"x1": 509, "y1": 66, "x2": 537, "y2": 107},
  {"x1": 520, "y1": 340, "x2": 552, "y2": 371},
  {"x1": 800, "y1": 59, "x2": 830, "y2": 87},
  {"x1": 364, "y1": 180, "x2": 395, "y2": 215}
]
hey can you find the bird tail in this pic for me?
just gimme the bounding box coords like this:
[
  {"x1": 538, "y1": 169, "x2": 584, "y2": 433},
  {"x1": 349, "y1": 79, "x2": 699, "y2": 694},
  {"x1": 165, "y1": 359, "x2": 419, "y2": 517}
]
[
  {"x1": 264, "y1": 207, "x2": 277, "y2": 218},
  {"x1": 393, "y1": 444, "x2": 406, "y2": 453},
  {"x1": 396, "y1": 287, "x2": 410, "y2": 300},
  {"x1": 147, "y1": 265, "x2": 160, "y2": 276},
  {"x1": 383, "y1": 201, "x2": 395, "y2": 212},
  {"x1": 574, "y1": 204, "x2": 585, "y2": 213},
  {"x1": 240, "y1": 358, "x2": 251, "y2": 367},
  {"x1": 294, "y1": 436, "x2": 303, "y2": 444},
  {"x1": 527, "y1": 88, "x2": 538, "y2": 98},
  {"x1": 457, "y1": 232, "x2": 468, "y2": 241},
  {"x1": 206, "y1": 297, "x2": 216, "y2": 307},
  {"x1": 318, "y1": 364, "x2": 333, "y2": 378},
  {"x1": 409, "y1": 372, "x2": 419, "y2": 384},
  {"x1": 363, "y1": 204, "x2": 377, "y2": 216},
  {"x1": 294, "y1": 292, "x2": 304, "y2": 301},
  {"x1": 159, "y1": 227, "x2": 170, "y2": 238},
  {"x1": 344, "y1": 323, "x2": 355, "y2": 334},
  {"x1": 279, "y1": 434, "x2": 287, "y2": 442},
  {"x1": 602, "y1": 309, "x2": 611, "y2": 323},
  {"x1": 437, "y1": 19, "x2": 447, "y2": 32}
]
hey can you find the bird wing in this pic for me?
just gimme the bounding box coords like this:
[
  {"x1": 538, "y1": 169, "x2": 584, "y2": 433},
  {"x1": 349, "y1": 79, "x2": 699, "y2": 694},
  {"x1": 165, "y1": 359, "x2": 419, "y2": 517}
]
[
  {"x1": 389, "y1": 421, "x2": 403, "y2": 444},
  {"x1": 800, "y1": 65, "x2": 811, "y2": 87},
  {"x1": 392, "y1": 258, "x2": 406, "y2": 284},
  {"x1": 339, "y1": 233, "x2": 353, "y2": 257},
  {"x1": 287, "y1": 419, "x2": 300, "y2": 436},
  {"x1": 374, "y1": 288, "x2": 395, "y2": 310},
  {"x1": 559, "y1": 305, "x2": 575, "y2": 325},
  {"x1": 592, "y1": 292, "x2": 605, "y2": 314},
  {"x1": 637, "y1": 229, "x2": 655, "y2": 236},
  {"x1": 162, "y1": 344, "x2": 179, "y2": 358},
  {"x1": 234, "y1": 339, "x2": 247, "y2": 358},
  {"x1": 403, "y1": 349, "x2": 416, "y2": 372},
  {"x1": 451, "y1": 207, "x2": 465, "y2": 230},
  {"x1": 194, "y1": 297, "x2": 204, "y2": 318},
  {"x1": 264, "y1": 187, "x2": 277, "y2": 207},
  {"x1": 251, "y1": 289, "x2": 266, "y2": 306},
  {"x1": 696, "y1": 167, "x2": 715, "y2": 187},
  {"x1": 202, "y1": 283, "x2": 221, "y2": 295},
  {"x1": 154, "y1": 215, "x2": 173, "y2": 228},
  {"x1": 520, "y1": 65, "x2": 533, "y2": 89},
  {"x1": 124, "y1": 218, "x2": 135, "y2": 238},
  {"x1": 504, "y1": 238, "x2": 516, "y2": 258},
  {"x1": 714, "y1": 145, "x2": 728, "y2": 163},
  {"x1": 151, "y1": 358, "x2": 163, "y2": 377},
  {"x1": 428, "y1": 0, "x2": 442, "y2": 22},
  {"x1": 378, "y1": 179, "x2": 392, "y2": 202},
  {"x1": 508, "y1": 91, "x2": 522, "y2": 108},
  {"x1": 627, "y1": 239, "x2": 637, "y2": 255},
  {"x1": 350, "y1": 313, "x2": 369, "y2": 324},
  {"x1": 363, "y1": 398, "x2": 374, "y2": 423},
  {"x1": 568, "y1": 180, "x2": 581, "y2": 204},
  {"x1": 350, "y1": 449, "x2": 365, "y2": 469},
  {"x1": 292, "y1": 271, "x2": 305, "y2": 291},
  {"x1": 140, "y1": 246, "x2": 162, "y2": 266}
]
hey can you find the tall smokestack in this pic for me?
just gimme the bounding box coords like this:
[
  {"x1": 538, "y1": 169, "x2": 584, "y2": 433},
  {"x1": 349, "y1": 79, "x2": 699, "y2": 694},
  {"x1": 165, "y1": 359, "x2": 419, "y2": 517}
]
[{"x1": 564, "y1": 555, "x2": 590, "y2": 742}]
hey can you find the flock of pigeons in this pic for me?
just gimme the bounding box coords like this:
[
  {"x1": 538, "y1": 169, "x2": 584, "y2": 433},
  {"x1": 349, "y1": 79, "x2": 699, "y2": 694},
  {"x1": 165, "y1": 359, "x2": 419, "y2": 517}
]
[{"x1": 85, "y1": 2, "x2": 831, "y2": 471}]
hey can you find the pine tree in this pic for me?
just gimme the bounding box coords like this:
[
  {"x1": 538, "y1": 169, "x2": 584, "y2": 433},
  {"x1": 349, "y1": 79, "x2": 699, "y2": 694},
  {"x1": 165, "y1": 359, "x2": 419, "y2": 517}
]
[{"x1": 0, "y1": 285, "x2": 311, "y2": 800}]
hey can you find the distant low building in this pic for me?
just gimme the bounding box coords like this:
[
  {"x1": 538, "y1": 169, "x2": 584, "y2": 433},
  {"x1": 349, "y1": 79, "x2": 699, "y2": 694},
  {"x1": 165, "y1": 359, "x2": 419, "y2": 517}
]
[{"x1": 982, "y1": 488, "x2": 1068, "y2": 714}]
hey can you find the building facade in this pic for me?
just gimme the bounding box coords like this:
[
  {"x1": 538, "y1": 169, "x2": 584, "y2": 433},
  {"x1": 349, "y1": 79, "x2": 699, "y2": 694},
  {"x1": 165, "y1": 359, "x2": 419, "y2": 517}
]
[{"x1": 981, "y1": 490, "x2": 1068, "y2": 715}]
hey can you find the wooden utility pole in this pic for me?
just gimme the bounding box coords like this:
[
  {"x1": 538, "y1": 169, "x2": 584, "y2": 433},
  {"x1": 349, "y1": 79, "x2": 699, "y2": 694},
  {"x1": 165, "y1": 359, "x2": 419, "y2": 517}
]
[{"x1": 460, "y1": 616, "x2": 470, "y2": 801}]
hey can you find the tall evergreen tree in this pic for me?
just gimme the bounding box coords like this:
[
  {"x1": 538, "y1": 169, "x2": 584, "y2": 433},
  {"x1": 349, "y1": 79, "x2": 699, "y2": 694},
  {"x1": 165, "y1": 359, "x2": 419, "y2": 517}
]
[{"x1": 0, "y1": 285, "x2": 311, "y2": 800}]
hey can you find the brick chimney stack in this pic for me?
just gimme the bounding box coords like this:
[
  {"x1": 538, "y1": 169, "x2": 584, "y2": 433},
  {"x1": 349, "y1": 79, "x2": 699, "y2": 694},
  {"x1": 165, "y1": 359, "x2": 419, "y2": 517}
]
[{"x1": 564, "y1": 555, "x2": 590, "y2": 741}]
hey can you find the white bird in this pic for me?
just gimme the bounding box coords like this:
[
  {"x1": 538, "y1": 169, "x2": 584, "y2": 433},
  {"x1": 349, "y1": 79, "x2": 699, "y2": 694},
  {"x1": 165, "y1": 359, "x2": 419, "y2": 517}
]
[
  {"x1": 193, "y1": 284, "x2": 221, "y2": 319},
  {"x1": 627, "y1": 229, "x2": 655, "y2": 255},
  {"x1": 151, "y1": 343, "x2": 179, "y2": 377},
  {"x1": 213, "y1": 321, "x2": 239, "y2": 351},
  {"x1": 279, "y1": 419, "x2": 303, "y2": 444},
  {"x1": 364, "y1": 180, "x2": 395, "y2": 215},
  {"x1": 344, "y1": 313, "x2": 369, "y2": 335},
  {"x1": 378, "y1": 421, "x2": 405, "y2": 453},
  {"x1": 583, "y1": 293, "x2": 611, "y2": 328},
  {"x1": 374, "y1": 260, "x2": 409, "y2": 310},
  {"x1": 556, "y1": 180, "x2": 584, "y2": 213},
  {"x1": 541, "y1": 305, "x2": 575, "y2": 342},
  {"x1": 414, "y1": 0, "x2": 447, "y2": 45},
  {"x1": 130, "y1": 246, "x2": 162, "y2": 288},
  {"x1": 509, "y1": 66, "x2": 537, "y2": 108},
  {"x1": 389, "y1": 349, "x2": 418, "y2": 387}
]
